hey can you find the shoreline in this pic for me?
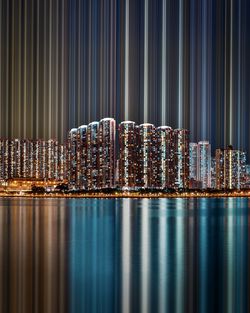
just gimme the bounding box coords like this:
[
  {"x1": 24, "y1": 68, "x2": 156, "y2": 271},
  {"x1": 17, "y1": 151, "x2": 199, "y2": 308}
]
[{"x1": 0, "y1": 191, "x2": 249, "y2": 199}]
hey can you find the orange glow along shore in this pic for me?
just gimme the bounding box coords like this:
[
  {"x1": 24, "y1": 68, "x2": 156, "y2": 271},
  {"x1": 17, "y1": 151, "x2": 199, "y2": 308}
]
[{"x1": 0, "y1": 191, "x2": 250, "y2": 199}]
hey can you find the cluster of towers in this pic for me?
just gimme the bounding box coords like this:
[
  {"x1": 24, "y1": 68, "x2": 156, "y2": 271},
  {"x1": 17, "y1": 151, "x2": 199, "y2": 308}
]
[
  {"x1": 0, "y1": 117, "x2": 247, "y2": 191},
  {"x1": 189, "y1": 142, "x2": 246, "y2": 190},
  {"x1": 68, "y1": 118, "x2": 190, "y2": 190},
  {"x1": 68, "y1": 118, "x2": 247, "y2": 191},
  {"x1": 0, "y1": 139, "x2": 66, "y2": 181}
]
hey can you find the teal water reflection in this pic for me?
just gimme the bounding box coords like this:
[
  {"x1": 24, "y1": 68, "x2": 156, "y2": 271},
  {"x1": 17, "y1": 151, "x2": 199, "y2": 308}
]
[{"x1": 0, "y1": 197, "x2": 249, "y2": 313}]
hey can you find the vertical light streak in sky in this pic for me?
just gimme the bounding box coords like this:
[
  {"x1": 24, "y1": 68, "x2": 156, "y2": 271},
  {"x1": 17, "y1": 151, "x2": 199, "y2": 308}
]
[
  {"x1": 55, "y1": 0, "x2": 59, "y2": 137},
  {"x1": 18, "y1": 0, "x2": 21, "y2": 137},
  {"x1": 143, "y1": 0, "x2": 149, "y2": 123},
  {"x1": 77, "y1": 0, "x2": 81, "y2": 127},
  {"x1": 237, "y1": 1, "x2": 241, "y2": 147},
  {"x1": 224, "y1": 0, "x2": 228, "y2": 146},
  {"x1": 124, "y1": 0, "x2": 130, "y2": 121},
  {"x1": 201, "y1": 0, "x2": 207, "y2": 139},
  {"x1": 60, "y1": 0, "x2": 65, "y2": 143},
  {"x1": 11, "y1": 0, "x2": 14, "y2": 136},
  {"x1": 0, "y1": 0, "x2": 2, "y2": 129},
  {"x1": 23, "y1": 0, "x2": 27, "y2": 138},
  {"x1": 158, "y1": 199, "x2": 167, "y2": 313},
  {"x1": 140, "y1": 199, "x2": 150, "y2": 313},
  {"x1": 121, "y1": 199, "x2": 131, "y2": 313},
  {"x1": 48, "y1": 0, "x2": 52, "y2": 138},
  {"x1": 161, "y1": 0, "x2": 167, "y2": 125},
  {"x1": 6, "y1": 0, "x2": 9, "y2": 136},
  {"x1": 43, "y1": 0, "x2": 47, "y2": 139},
  {"x1": 36, "y1": 0, "x2": 40, "y2": 138},
  {"x1": 88, "y1": 1, "x2": 92, "y2": 122},
  {"x1": 178, "y1": 0, "x2": 183, "y2": 128},
  {"x1": 229, "y1": 0, "x2": 233, "y2": 144}
]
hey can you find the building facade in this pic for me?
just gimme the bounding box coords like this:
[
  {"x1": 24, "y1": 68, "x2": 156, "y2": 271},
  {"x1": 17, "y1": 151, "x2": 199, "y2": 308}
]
[
  {"x1": 197, "y1": 141, "x2": 211, "y2": 189},
  {"x1": 173, "y1": 129, "x2": 190, "y2": 190},
  {"x1": 155, "y1": 126, "x2": 174, "y2": 189},
  {"x1": 99, "y1": 118, "x2": 116, "y2": 189},
  {"x1": 118, "y1": 121, "x2": 137, "y2": 190}
]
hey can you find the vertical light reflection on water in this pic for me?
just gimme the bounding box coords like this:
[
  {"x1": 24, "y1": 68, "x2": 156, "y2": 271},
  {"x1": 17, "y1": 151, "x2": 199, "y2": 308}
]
[
  {"x1": 236, "y1": 199, "x2": 248, "y2": 312},
  {"x1": 0, "y1": 202, "x2": 4, "y2": 312},
  {"x1": 198, "y1": 198, "x2": 209, "y2": 313},
  {"x1": 225, "y1": 198, "x2": 235, "y2": 313},
  {"x1": 0, "y1": 198, "x2": 249, "y2": 313},
  {"x1": 187, "y1": 199, "x2": 195, "y2": 313},
  {"x1": 121, "y1": 199, "x2": 131, "y2": 313},
  {"x1": 69, "y1": 199, "x2": 86, "y2": 313},
  {"x1": 0, "y1": 198, "x2": 68, "y2": 313},
  {"x1": 69, "y1": 199, "x2": 116, "y2": 313},
  {"x1": 158, "y1": 199, "x2": 167, "y2": 313},
  {"x1": 175, "y1": 199, "x2": 185, "y2": 313},
  {"x1": 140, "y1": 199, "x2": 150, "y2": 313}
]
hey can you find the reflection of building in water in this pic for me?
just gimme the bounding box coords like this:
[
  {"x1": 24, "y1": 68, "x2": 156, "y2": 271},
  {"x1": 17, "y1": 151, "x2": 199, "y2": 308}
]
[{"x1": 0, "y1": 199, "x2": 68, "y2": 313}]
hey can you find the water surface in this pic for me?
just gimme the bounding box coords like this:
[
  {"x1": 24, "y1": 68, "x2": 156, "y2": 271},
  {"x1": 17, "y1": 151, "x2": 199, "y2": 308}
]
[{"x1": 0, "y1": 197, "x2": 249, "y2": 313}]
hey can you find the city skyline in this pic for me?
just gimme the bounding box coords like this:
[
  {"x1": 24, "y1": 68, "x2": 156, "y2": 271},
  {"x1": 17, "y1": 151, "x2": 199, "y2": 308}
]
[{"x1": 0, "y1": 117, "x2": 247, "y2": 191}]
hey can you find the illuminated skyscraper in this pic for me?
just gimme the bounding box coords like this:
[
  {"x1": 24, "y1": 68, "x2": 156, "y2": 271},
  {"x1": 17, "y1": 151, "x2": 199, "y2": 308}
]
[
  {"x1": 136, "y1": 123, "x2": 157, "y2": 188},
  {"x1": 197, "y1": 141, "x2": 211, "y2": 189},
  {"x1": 47, "y1": 139, "x2": 59, "y2": 180},
  {"x1": 58, "y1": 144, "x2": 67, "y2": 181},
  {"x1": 189, "y1": 143, "x2": 198, "y2": 180},
  {"x1": 21, "y1": 140, "x2": 30, "y2": 178},
  {"x1": 173, "y1": 129, "x2": 190, "y2": 190},
  {"x1": 118, "y1": 121, "x2": 137, "y2": 190},
  {"x1": 211, "y1": 157, "x2": 216, "y2": 189},
  {"x1": 67, "y1": 129, "x2": 78, "y2": 189},
  {"x1": 155, "y1": 126, "x2": 174, "y2": 189},
  {"x1": 99, "y1": 118, "x2": 116, "y2": 189},
  {"x1": 0, "y1": 140, "x2": 4, "y2": 179},
  {"x1": 76, "y1": 125, "x2": 87, "y2": 189},
  {"x1": 86, "y1": 122, "x2": 99, "y2": 190}
]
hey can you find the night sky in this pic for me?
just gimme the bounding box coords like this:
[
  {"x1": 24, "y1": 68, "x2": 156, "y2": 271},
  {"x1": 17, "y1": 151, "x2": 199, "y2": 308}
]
[{"x1": 0, "y1": 0, "x2": 250, "y2": 157}]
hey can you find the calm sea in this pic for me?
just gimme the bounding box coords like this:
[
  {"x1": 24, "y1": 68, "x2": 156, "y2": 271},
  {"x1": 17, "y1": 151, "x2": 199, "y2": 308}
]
[{"x1": 0, "y1": 197, "x2": 249, "y2": 313}]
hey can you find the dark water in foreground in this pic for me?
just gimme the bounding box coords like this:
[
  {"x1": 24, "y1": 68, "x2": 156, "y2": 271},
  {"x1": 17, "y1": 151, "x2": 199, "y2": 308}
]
[{"x1": 0, "y1": 197, "x2": 249, "y2": 313}]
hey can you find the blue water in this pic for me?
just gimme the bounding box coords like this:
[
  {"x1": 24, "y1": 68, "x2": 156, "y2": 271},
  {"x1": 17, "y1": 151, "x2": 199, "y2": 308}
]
[{"x1": 0, "y1": 197, "x2": 249, "y2": 313}]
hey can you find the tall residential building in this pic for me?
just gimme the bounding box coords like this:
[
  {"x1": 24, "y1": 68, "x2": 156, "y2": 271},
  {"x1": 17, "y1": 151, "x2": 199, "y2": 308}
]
[
  {"x1": 155, "y1": 126, "x2": 174, "y2": 189},
  {"x1": 118, "y1": 121, "x2": 137, "y2": 190},
  {"x1": 76, "y1": 125, "x2": 87, "y2": 189},
  {"x1": 216, "y1": 146, "x2": 246, "y2": 190},
  {"x1": 22, "y1": 140, "x2": 30, "y2": 178},
  {"x1": 189, "y1": 142, "x2": 198, "y2": 177},
  {"x1": 86, "y1": 122, "x2": 99, "y2": 190},
  {"x1": 136, "y1": 123, "x2": 157, "y2": 188},
  {"x1": 58, "y1": 144, "x2": 67, "y2": 181},
  {"x1": 211, "y1": 157, "x2": 216, "y2": 189},
  {"x1": 173, "y1": 129, "x2": 190, "y2": 190},
  {"x1": 197, "y1": 141, "x2": 211, "y2": 189},
  {"x1": 67, "y1": 129, "x2": 78, "y2": 189},
  {"x1": 99, "y1": 118, "x2": 116, "y2": 189},
  {"x1": 0, "y1": 140, "x2": 4, "y2": 180}
]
